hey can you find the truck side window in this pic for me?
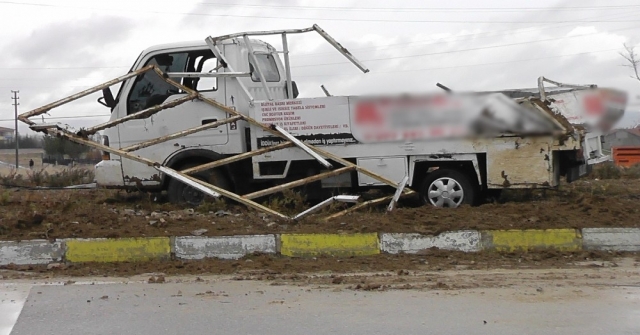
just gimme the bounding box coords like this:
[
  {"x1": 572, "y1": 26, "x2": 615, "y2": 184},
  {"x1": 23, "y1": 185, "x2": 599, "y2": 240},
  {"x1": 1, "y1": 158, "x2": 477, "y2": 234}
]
[
  {"x1": 126, "y1": 52, "x2": 188, "y2": 115},
  {"x1": 249, "y1": 54, "x2": 280, "y2": 82},
  {"x1": 184, "y1": 50, "x2": 217, "y2": 92}
]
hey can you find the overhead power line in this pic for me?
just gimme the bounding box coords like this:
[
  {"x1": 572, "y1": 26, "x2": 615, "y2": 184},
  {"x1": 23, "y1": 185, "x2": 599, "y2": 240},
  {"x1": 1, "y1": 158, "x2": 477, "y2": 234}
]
[
  {"x1": 196, "y1": 2, "x2": 640, "y2": 12},
  {"x1": 0, "y1": 1, "x2": 639, "y2": 23},
  {"x1": 296, "y1": 48, "x2": 621, "y2": 78},
  {"x1": 292, "y1": 24, "x2": 640, "y2": 68}
]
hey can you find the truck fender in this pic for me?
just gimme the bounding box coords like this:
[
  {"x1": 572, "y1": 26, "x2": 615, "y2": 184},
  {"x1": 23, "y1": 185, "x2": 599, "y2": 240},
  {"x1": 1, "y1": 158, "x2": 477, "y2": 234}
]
[
  {"x1": 409, "y1": 154, "x2": 483, "y2": 188},
  {"x1": 161, "y1": 148, "x2": 232, "y2": 188}
]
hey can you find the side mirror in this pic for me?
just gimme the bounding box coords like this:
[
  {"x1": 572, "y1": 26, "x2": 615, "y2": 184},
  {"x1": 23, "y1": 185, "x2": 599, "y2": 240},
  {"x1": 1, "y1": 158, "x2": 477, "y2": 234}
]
[
  {"x1": 98, "y1": 88, "x2": 116, "y2": 109},
  {"x1": 286, "y1": 81, "x2": 299, "y2": 99}
]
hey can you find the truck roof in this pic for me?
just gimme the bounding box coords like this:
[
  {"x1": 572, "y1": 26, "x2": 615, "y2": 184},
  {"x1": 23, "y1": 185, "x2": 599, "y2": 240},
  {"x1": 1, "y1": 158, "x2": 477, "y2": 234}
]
[{"x1": 140, "y1": 38, "x2": 271, "y2": 54}]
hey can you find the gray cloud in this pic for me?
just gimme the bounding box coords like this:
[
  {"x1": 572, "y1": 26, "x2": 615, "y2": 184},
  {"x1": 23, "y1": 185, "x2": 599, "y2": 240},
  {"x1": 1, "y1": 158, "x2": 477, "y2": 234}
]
[{"x1": 7, "y1": 15, "x2": 134, "y2": 67}]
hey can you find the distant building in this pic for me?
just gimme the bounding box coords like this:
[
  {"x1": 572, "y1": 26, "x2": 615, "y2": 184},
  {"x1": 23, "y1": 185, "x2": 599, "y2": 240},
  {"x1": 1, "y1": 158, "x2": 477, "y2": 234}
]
[
  {"x1": 603, "y1": 127, "x2": 640, "y2": 151},
  {"x1": 0, "y1": 126, "x2": 14, "y2": 142}
]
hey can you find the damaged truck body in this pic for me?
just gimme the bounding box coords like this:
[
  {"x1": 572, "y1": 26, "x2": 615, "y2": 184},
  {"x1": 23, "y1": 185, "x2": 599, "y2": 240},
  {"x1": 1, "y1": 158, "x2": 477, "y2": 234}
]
[{"x1": 20, "y1": 24, "x2": 627, "y2": 219}]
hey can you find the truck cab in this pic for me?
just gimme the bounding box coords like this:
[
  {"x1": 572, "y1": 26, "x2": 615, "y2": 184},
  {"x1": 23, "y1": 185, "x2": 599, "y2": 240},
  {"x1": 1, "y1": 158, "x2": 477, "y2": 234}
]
[{"x1": 97, "y1": 37, "x2": 291, "y2": 191}]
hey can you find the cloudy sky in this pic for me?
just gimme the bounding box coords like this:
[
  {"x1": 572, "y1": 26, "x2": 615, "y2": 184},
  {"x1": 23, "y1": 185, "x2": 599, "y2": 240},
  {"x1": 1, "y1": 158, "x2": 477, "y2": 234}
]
[{"x1": 0, "y1": 0, "x2": 639, "y2": 134}]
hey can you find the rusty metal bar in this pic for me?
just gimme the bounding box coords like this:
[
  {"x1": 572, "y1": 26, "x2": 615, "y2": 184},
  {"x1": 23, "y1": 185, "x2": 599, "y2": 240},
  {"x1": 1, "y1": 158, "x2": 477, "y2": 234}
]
[
  {"x1": 207, "y1": 27, "x2": 315, "y2": 43},
  {"x1": 537, "y1": 76, "x2": 594, "y2": 101},
  {"x1": 293, "y1": 195, "x2": 360, "y2": 221},
  {"x1": 155, "y1": 166, "x2": 289, "y2": 220},
  {"x1": 205, "y1": 24, "x2": 368, "y2": 76},
  {"x1": 323, "y1": 195, "x2": 394, "y2": 221},
  {"x1": 46, "y1": 127, "x2": 290, "y2": 219},
  {"x1": 312, "y1": 24, "x2": 369, "y2": 73},
  {"x1": 194, "y1": 93, "x2": 413, "y2": 193},
  {"x1": 79, "y1": 93, "x2": 197, "y2": 136},
  {"x1": 321, "y1": 85, "x2": 332, "y2": 97},
  {"x1": 152, "y1": 67, "x2": 199, "y2": 95},
  {"x1": 156, "y1": 165, "x2": 221, "y2": 198},
  {"x1": 310, "y1": 146, "x2": 415, "y2": 195},
  {"x1": 121, "y1": 115, "x2": 243, "y2": 152},
  {"x1": 282, "y1": 33, "x2": 293, "y2": 98},
  {"x1": 244, "y1": 35, "x2": 273, "y2": 101},
  {"x1": 387, "y1": 175, "x2": 409, "y2": 212},
  {"x1": 181, "y1": 141, "x2": 294, "y2": 175},
  {"x1": 205, "y1": 38, "x2": 254, "y2": 102},
  {"x1": 273, "y1": 125, "x2": 332, "y2": 169},
  {"x1": 166, "y1": 72, "x2": 251, "y2": 78},
  {"x1": 242, "y1": 166, "x2": 355, "y2": 200},
  {"x1": 19, "y1": 65, "x2": 156, "y2": 125}
]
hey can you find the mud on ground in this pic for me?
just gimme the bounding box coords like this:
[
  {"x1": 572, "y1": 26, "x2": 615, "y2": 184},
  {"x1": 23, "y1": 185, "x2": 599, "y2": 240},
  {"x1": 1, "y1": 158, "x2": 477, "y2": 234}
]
[
  {"x1": 0, "y1": 179, "x2": 639, "y2": 241},
  {"x1": 0, "y1": 249, "x2": 635, "y2": 282}
]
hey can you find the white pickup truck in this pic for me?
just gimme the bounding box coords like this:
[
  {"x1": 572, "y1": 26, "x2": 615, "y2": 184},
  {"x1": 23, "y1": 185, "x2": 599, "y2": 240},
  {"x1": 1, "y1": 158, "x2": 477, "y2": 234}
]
[{"x1": 21, "y1": 25, "x2": 627, "y2": 211}]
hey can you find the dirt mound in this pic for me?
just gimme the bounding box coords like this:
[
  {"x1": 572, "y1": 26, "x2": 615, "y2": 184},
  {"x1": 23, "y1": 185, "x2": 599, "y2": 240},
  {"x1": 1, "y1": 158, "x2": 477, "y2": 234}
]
[{"x1": 0, "y1": 179, "x2": 639, "y2": 241}]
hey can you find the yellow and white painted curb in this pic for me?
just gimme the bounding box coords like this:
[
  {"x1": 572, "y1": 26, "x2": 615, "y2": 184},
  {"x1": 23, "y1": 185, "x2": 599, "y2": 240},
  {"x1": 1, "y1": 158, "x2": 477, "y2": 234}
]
[
  {"x1": 280, "y1": 233, "x2": 380, "y2": 257},
  {"x1": 481, "y1": 229, "x2": 582, "y2": 252},
  {"x1": 0, "y1": 228, "x2": 638, "y2": 265},
  {"x1": 64, "y1": 237, "x2": 171, "y2": 263}
]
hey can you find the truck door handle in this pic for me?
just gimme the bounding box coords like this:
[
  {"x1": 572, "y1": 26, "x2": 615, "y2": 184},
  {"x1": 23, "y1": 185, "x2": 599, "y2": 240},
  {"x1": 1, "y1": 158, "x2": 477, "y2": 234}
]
[{"x1": 202, "y1": 119, "x2": 218, "y2": 126}]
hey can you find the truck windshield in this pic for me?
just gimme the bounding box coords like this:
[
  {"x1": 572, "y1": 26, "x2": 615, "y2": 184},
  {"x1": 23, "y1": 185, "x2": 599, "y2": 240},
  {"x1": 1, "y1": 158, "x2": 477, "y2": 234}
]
[
  {"x1": 249, "y1": 54, "x2": 280, "y2": 82},
  {"x1": 126, "y1": 52, "x2": 188, "y2": 115}
]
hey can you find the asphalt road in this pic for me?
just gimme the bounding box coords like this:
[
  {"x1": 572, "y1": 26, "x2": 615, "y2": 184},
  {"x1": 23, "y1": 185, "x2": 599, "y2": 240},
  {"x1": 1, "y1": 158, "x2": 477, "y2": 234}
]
[{"x1": 3, "y1": 274, "x2": 640, "y2": 335}]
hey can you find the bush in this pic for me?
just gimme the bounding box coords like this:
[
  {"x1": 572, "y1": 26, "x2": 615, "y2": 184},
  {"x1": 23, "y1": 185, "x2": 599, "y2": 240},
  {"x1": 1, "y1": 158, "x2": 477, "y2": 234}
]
[
  {"x1": 0, "y1": 168, "x2": 94, "y2": 188},
  {"x1": 589, "y1": 162, "x2": 622, "y2": 180}
]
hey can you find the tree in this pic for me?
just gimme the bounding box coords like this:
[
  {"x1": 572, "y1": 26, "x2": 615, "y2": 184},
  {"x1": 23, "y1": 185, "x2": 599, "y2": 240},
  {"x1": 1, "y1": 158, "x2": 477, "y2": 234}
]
[
  {"x1": 620, "y1": 43, "x2": 640, "y2": 82},
  {"x1": 42, "y1": 135, "x2": 88, "y2": 159}
]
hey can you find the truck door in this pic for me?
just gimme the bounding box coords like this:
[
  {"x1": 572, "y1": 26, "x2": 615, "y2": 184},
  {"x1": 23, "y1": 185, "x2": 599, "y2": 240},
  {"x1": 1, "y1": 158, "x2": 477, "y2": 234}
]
[{"x1": 116, "y1": 48, "x2": 229, "y2": 185}]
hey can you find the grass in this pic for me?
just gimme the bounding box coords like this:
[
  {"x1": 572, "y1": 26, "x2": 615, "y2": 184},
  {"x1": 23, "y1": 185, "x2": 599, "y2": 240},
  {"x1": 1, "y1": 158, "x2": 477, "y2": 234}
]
[
  {"x1": 588, "y1": 162, "x2": 640, "y2": 180},
  {"x1": 0, "y1": 167, "x2": 95, "y2": 188},
  {"x1": 264, "y1": 189, "x2": 308, "y2": 216}
]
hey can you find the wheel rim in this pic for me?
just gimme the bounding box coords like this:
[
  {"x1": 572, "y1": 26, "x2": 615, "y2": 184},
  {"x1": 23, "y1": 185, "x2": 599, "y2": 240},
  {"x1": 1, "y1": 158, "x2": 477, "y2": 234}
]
[
  {"x1": 426, "y1": 177, "x2": 464, "y2": 208},
  {"x1": 182, "y1": 185, "x2": 205, "y2": 206}
]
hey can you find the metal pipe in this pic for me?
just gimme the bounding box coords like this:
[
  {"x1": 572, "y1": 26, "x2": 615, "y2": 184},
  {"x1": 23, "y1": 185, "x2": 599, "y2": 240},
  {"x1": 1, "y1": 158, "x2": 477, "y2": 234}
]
[
  {"x1": 242, "y1": 166, "x2": 354, "y2": 200},
  {"x1": 321, "y1": 85, "x2": 331, "y2": 97},
  {"x1": 312, "y1": 24, "x2": 369, "y2": 73},
  {"x1": 45, "y1": 127, "x2": 291, "y2": 220},
  {"x1": 166, "y1": 72, "x2": 251, "y2": 78},
  {"x1": 208, "y1": 27, "x2": 315, "y2": 43},
  {"x1": 121, "y1": 115, "x2": 243, "y2": 152},
  {"x1": 282, "y1": 33, "x2": 294, "y2": 99},
  {"x1": 156, "y1": 165, "x2": 221, "y2": 198},
  {"x1": 181, "y1": 141, "x2": 293, "y2": 175},
  {"x1": 387, "y1": 175, "x2": 409, "y2": 212},
  {"x1": 205, "y1": 37, "x2": 254, "y2": 102},
  {"x1": 244, "y1": 35, "x2": 273, "y2": 101},
  {"x1": 79, "y1": 94, "x2": 197, "y2": 136},
  {"x1": 18, "y1": 65, "x2": 155, "y2": 125},
  {"x1": 292, "y1": 195, "x2": 359, "y2": 220},
  {"x1": 273, "y1": 125, "x2": 333, "y2": 169}
]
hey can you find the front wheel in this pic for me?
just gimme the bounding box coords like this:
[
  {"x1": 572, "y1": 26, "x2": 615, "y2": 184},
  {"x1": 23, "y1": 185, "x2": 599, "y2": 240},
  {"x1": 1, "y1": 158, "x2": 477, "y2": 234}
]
[
  {"x1": 420, "y1": 169, "x2": 477, "y2": 208},
  {"x1": 167, "y1": 167, "x2": 231, "y2": 206}
]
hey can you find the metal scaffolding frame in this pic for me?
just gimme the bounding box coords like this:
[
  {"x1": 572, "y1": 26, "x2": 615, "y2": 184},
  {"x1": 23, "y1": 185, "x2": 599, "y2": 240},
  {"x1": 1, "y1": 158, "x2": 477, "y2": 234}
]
[{"x1": 19, "y1": 25, "x2": 413, "y2": 221}]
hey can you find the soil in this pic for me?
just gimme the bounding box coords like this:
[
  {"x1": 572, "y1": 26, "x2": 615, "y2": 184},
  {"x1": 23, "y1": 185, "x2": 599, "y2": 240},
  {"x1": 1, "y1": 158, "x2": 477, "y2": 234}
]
[
  {"x1": 0, "y1": 178, "x2": 639, "y2": 241},
  {"x1": 0, "y1": 249, "x2": 632, "y2": 281}
]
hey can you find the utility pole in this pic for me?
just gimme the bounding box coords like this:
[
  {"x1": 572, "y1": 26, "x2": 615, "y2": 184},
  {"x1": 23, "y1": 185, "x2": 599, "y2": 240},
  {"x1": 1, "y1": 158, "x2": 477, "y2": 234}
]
[{"x1": 11, "y1": 90, "x2": 19, "y2": 169}]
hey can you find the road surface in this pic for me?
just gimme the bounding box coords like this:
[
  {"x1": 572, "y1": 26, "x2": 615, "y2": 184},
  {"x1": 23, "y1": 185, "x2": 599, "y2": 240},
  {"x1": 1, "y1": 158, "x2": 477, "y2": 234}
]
[{"x1": 2, "y1": 263, "x2": 640, "y2": 335}]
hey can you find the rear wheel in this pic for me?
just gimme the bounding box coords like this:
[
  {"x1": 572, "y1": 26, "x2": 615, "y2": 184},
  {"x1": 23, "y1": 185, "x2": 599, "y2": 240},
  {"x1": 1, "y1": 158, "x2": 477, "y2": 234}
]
[
  {"x1": 167, "y1": 165, "x2": 231, "y2": 206},
  {"x1": 420, "y1": 169, "x2": 477, "y2": 208}
]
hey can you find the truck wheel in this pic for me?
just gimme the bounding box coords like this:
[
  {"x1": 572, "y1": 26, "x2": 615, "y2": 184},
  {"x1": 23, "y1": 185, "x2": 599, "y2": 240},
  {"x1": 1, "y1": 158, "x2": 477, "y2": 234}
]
[
  {"x1": 420, "y1": 169, "x2": 476, "y2": 208},
  {"x1": 167, "y1": 167, "x2": 231, "y2": 206}
]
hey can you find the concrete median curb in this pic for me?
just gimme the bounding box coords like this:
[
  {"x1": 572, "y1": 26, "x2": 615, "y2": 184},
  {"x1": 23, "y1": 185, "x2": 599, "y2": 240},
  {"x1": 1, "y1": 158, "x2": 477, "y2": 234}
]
[{"x1": 0, "y1": 228, "x2": 638, "y2": 265}]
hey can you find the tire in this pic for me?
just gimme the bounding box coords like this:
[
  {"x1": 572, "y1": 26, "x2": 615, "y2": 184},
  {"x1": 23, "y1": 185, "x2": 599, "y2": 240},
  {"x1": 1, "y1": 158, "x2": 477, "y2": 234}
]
[
  {"x1": 420, "y1": 169, "x2": 477, "y2": 208},
  {"x1": 167, "y1": 164, "x2": 231, "y2": 206}
]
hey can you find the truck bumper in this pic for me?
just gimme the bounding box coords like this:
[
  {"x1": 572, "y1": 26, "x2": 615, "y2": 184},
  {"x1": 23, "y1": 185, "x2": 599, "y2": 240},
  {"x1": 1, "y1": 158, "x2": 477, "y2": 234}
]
[{"x1": 95, "y1": 160, "x2": 124, "y2": 187}]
